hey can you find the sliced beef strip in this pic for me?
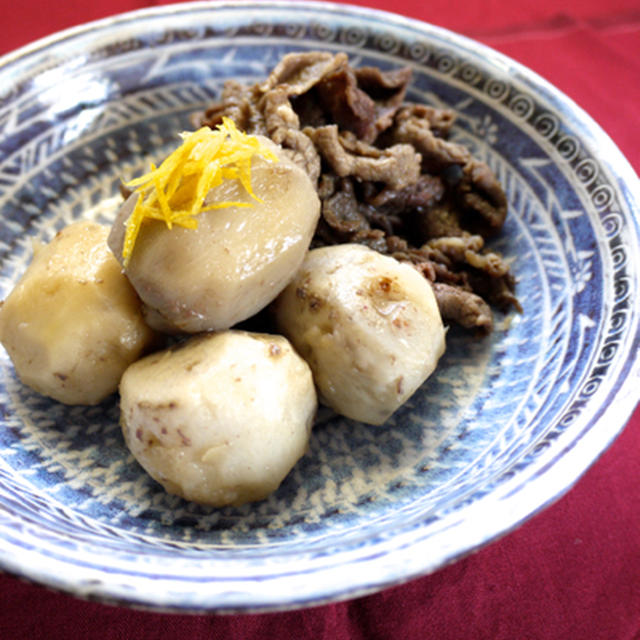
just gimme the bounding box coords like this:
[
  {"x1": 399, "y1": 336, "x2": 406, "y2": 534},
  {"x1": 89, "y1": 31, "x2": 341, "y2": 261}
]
[
  {"x1": 431, "y1": 282, "x2": 494, "y2": 333},
  {"x1": 316, "y1": 172, "x2": 338, "y2": 199},
  {"x1": 425, "y1": 234, "x2": 500, "y2": 265},
  {"x1": 194, "y1": 81, "x2": 266, "y2": 134},
  {"x1": 321, "y1": 178, "x2": 371, "y2": 237},
  {"x1": 355, "y1": 65, "x2": 413, "y2": 136},
  {"x1": 390, "y1": 104, "x2": 471, "y2": 172},
  {"x1": 364, "y1": 174, "x2": 445, "y2": 213},
  {"x1": 317, "y1": 177, "x2": 401, "y2": 239},
  {"x1": 394, "y1": 103, "x2": 457, "y2": 138},
  {"x1": 355, "y1": 65, "x2": 413, "y2": 100},
  {"x1": 424, "y1": 235, "x2": 517, "y2": 310},
  {"x1": 258, "y1": 86, "x2": 322, "y2": 182},
  {"x1": 314, "y1": 67, "x2": 377, "y2": 142},
  {"x1": 466, "y1": 269, "x2": 521, "y2": 313},
  {"x1": 278, "y1": 128, "x2": 323, "y2": 184},
  {"x1": 426, "y1": 235, "x2": 510, "y2": 279},
  {"x1": 314, "y1": 64, "x2": 412, "y2": 143},
  {"x1": 456, "y1": 159, "x2": 508, "y2": 236},
  {"x1": 258, "y1": 51, "x2": 348, "y2": 95},
  {"x1": 304, "y1": 125, "x2": 421, "y2": 190},
  {"x1": 259, "y1": 86, "x2": 301, "y2": 137}
]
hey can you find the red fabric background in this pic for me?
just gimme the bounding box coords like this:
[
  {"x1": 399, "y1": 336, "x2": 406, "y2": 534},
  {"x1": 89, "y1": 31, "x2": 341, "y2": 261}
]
[{"x1": 1, "y1": 1, "x2": 639, "y2": 638}]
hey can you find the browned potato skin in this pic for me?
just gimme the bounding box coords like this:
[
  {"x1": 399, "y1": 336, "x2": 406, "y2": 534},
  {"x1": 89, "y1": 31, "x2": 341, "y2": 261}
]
[
  {"x1": 0, "y1": 221, "x2": 158, "y2": 405},
  {"x1": 108, "y1": 140, "x2": 321, "y2": 333}
]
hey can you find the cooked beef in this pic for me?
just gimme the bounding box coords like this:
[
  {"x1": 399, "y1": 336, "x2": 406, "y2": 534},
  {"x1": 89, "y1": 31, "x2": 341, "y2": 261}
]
[
  {"x1": 388, "y1": 106, "x2": 508, "y2": 237},
  {"x1": 259, "y1": 87, "x2": 322, "y2": 182},
  {"x1": 321, "y1": 177, "x2": 370, "y2": 237},
  {"x1": 365, "y1": 174, "x2": 445, "y2": 213},
  {"x1": 290, "y1": 91, "x2": 328, "y2": 129},
  {"x1": 355, "y1": 65, "x2": 413, "y2": 135},
  {"x1": 315, "y1": 67, "x2": 377, "y2": 142},
  {"x1": 277, "y1": 127, "x2": 323, "y2": 184},
  {"x1": 432, "y1": 283, "x2": 494, "y2": 333},
  {"x1": 258, "y1": 51, "x2": 347, "y2": 96},
  {"x1": 194, "y1": 51, "x2": 518, "y2": 332},
  {"x1": 305, "y1": 125, "x2": 420, "y2": 189},
  {"x1": 394, "y1": 103, "x2": 456, "y2": 137},
  {"x1": 456, "y1": 159, "x2": 508, "y2": 236},
  {"x1": 467, "y1": 269, "x2": 521, "y2": 313},
  {"x1": 425, "y1": 235, "x2": 494, "y2": 270},
  {"x1": 194, "y1": 81, "x2": 266, "y2": 134},
  {"x1": 196, "y1": 52, "x2": 350, "y2": 183},
  {"x1": 424, "y1": 235, "x2": 519, "y2": 313},
  {"x1": 349, "y1": 228, "x2": 392, "y2": 254},
  {"x1": 415, "y1": 204, "x2": 464, "y2": 239},
  {"x1": 260, "y1": 86, "x2": 300, "y2": 137},
  {"x1": 390, "y1": 104, "x2": 471, "y2": 172},
  {"x1": 314, "y1": 64, "x2": 412, "y2": 143}
]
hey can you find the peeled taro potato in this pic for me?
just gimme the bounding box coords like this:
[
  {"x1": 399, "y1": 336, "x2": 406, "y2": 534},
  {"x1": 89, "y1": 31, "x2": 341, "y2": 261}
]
[
  {"x1": 273, "y1": 244, "x2": 446, "y2": 425},
  {"x1": 119, "y1": 330, "x2": 317, "y2": 506},
  {"x1": 0, "y1": 221, "x2": 158, "y2": 405},
  {"x1": 108, "y1": 142, "x2": 320, "y2": 333}
]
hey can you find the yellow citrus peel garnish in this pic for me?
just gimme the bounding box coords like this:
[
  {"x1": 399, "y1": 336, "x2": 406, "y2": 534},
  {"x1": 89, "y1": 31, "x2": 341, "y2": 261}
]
[{"x1": 121, "y1": 117, "x2": 279, "y2": 266}]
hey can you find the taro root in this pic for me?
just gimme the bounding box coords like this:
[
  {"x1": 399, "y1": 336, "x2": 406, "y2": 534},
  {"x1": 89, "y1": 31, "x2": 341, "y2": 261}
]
[
  {"x1": 119, "y1": 331, "x2": 317, "y2": 506},
  {"x1": 273, "y1": 244, "x2": 446, "y2": 425},
  {"x1": 108, "y1": 126, "x2": 320, "y2": 334},
  {"x1": 0, "y1": 221, "x2": 157, "y2": 405}
]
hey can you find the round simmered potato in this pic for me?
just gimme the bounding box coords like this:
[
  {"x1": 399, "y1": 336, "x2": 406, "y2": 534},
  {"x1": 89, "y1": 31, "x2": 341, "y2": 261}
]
[
  {"x1": 108, "y1": 141, "x2": 320, "y2": 333},
  {"x1": 119, "y1": 330, "x2": 317, "y2": 506},
  {"x1": 0, "y1": 221, "x2": 158, "y2": 405},
  {"x1": 273, "y1": 244, "x2": 446, "y2": 425}
]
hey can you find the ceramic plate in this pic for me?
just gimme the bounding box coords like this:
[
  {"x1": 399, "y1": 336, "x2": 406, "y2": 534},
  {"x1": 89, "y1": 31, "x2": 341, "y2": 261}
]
[{"x1": 0, "y1": 0, "x2": 638, "y2": 612}]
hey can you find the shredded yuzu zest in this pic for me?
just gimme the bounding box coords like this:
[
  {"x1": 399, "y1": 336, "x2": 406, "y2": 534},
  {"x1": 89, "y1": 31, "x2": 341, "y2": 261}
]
[{"x1": 121, "y1": 118, "x2": 279, "y2": 266}]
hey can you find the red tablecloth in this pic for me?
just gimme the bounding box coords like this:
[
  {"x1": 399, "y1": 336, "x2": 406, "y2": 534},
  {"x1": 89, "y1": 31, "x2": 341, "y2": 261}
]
[{"x1": 1, "y1": 1, "x2": 639, "y2": 638}]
